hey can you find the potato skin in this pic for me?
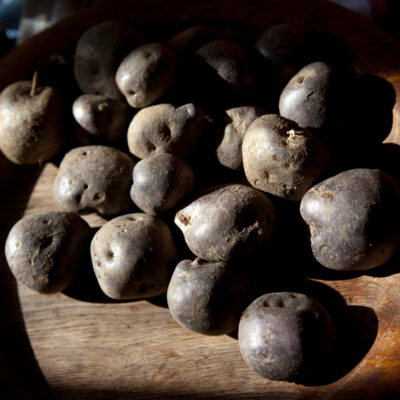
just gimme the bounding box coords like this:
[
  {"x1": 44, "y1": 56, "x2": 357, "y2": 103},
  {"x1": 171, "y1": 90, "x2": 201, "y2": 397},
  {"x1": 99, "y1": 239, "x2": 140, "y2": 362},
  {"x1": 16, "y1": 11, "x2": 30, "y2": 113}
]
[
  {"x1": 127, "y1": 103, "x2": 204, "y2": 159},
  {"x1": 300, "y1": 168, "x2": 400, "y2": 271},
  {"x1": 167, "y1": 258, "x2": 253, "y2": 335},
  {"x1": 242, "y1": 114, "x2": 329, "y2": 201},
  {"x1": 74, "y1": 21, "x2": 143, "y2": 99},
  {"x1": 130, "y1": 153, "x2": 195, "y2": 216},
  {"x1": 90, "y1": 213, "x2": 177, "y2": 300},
  {"x1": 175, "y1": 184, "x2": 276, "y2": 262},
  {"x1": 0, "y1": 80, "x2": 64, "y2": 165},
  {"x1": 5, "y1": 212, "x2": 91, "y2": 293},
  {"x1": 53, "y1": 145, "x2": 135, "y2": 216},
  {"x1": 238, "y1": 292, "x2": 335, "y2": 382},
  {"x1": 116, "y1": 43, "x2": 177, "y2": 108}
]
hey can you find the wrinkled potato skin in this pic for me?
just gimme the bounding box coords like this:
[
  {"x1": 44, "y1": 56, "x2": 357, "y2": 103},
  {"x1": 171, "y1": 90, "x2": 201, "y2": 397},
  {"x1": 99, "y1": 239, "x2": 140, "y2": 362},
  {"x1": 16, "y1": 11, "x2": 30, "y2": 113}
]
[
  {"x1": 127, "y1": 103, "x2": 204, "y2": 159},
  {"x1": 242, "y1": 114, "x2": 329, "y2": 201},
  {"x1": 238, "y1": 292, "x2": 335, "y2": 382},
  {"x1": 73, "y1": 94, "x2": 132, "y2": 144},
  {"x1": 74, "y1": 21, "x2": 143, "y2": 99},
  {"x1": 175, "y1": 184, "x2": 276, "y2": 262},
  {"x1": 53, "y1": 146, "x2": 134, "y2": 216},
  {"x1": 116, "y1": 43, "x2": 177, "y2": 108},
  {"x1": 5, "y1": 212, "x2": 91, "y2": 293},
  {"x1": 0, "y1": 81, "x2": 64, "y2": 165},
  {"x1": 90, "y1": 213, "x2": 177, "y2": 300},
  {"x1": 300, "y1": 168, "x2": 400, "y2": 270},
  {"x1": 167, "y1": 258, "x2": 253, "y2": 335},
  {"x1": 217, "y1": 106, "x2": 264, "y2": 170},
  {"x1": 131, "y1": 153, "x2": 195, "y2": 216}
]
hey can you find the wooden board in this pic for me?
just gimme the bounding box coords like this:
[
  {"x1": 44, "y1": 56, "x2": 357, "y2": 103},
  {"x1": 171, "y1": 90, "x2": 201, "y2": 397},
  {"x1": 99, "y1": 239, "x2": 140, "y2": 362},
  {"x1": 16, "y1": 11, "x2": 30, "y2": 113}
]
[{"x1": 0, "y1": 0, "x2": 400, "y2": 398}]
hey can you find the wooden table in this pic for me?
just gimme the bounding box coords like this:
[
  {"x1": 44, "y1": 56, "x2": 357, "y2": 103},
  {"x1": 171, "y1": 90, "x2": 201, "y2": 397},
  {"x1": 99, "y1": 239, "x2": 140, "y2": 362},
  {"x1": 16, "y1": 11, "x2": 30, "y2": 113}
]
[{"x1": 0, "y1": 0, "x2": 400, "y2": 398}]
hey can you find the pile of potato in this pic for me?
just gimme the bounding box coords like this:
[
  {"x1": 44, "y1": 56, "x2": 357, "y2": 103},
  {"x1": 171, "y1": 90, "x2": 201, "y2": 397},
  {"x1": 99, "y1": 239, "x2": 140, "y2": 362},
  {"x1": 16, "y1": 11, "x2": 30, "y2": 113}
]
[{"x1": 2, "y1": 20, "x2": 400, "y2": 383}]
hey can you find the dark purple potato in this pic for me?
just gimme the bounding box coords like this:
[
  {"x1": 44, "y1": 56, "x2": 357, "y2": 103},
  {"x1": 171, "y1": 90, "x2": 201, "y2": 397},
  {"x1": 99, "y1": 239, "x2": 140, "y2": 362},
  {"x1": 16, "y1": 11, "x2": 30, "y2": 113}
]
[
  {"x1": 167, "y1": 258, "x2": 253, "y2": 335},
  {"x1": 127, "y1": 103, "x2": 204, "y2": 159},
  {"x1": 74, "y1": 21, "x2": 143, "y2": 99},
  {"x1": 175, "y1": 184, "x2": 276, "y2": 262},
  {"x1": 238, "y1": 292, "x2": 335, "y2": 382},
  {"x1": 5, "y1": 211, "x2": 91, "y2": 293},
  {"x1": 130, "y1": 153, "x2": 195, "y2": 216},
  {"x1": 0, "y1": 77, "x2": 64, "y2": 165},
  {"x1": 279, "y1": 61, "x2": 353, "y2": 131},
  {"x1": 115, "y1": 43, "x2": 178, "y2": 108},
  {"x1": 242, "y1": 114, "x2": 330, "y2": 201},
  {"x1": 300, "y1": 168, "x2": 400, "y2": 270},
  {"x1": 217, "y1": 106, "x2": 265, "y2": 170},
  {"x1": 90, "y1": 213, "x2": 177, "y2": 299},
  {"x1": 73, "y1": 94, "x2": 132, "y2": 144},
  {"x1": 53, "y1": 145, "x2": 134, "y2": 216}
]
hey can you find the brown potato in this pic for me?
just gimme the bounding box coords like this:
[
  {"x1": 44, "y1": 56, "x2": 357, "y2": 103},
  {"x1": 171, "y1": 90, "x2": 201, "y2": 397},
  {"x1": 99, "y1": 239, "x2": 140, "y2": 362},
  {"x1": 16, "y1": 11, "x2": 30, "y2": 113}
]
[
  {"x1": 300, "y1": 168, "x2": 400, "y2": 270},
  {"x1": 90, "y1": 213, "x2": 177, "y2": 300},
  {"x1": 74, "y1": 21, "x2": 143, "y2": 99},
  {"x1": 175, "y1": 184, "x2": 276, "y2": 262},
  {"x1": 238, "y1": 292, "x2": 335, "y2": 382},
  {"x1": 115, "y1": 43, "x2": 177, "y2": 108},
  {"x1": 127, "y1": 103, "x2": 204, "y2": 159},
  {"x1": 0, "y1": 78, "x2": 64, "y2": 165},
  {"x1": 5, "y1": 211, "x2": 91, "y2": 293},
  {"x1": 242, "y1": 114, "x2": 330, "y2": 201},
  {"x1": 53, "y1": 145, "x2": 135, "y2": 216}
]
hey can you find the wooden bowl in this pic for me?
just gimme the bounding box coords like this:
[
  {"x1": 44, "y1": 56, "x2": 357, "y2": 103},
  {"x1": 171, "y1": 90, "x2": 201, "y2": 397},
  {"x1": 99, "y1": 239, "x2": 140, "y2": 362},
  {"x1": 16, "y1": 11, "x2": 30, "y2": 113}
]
[{"x1": 0, "y1": 1, "x2": 400, "y2": 399}]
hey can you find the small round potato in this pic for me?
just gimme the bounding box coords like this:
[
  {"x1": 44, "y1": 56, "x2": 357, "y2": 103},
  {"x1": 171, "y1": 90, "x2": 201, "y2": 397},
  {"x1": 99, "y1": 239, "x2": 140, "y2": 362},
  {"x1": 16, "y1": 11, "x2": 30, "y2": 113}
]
[
  {"x1": 73, "y1": 94, "x2": 132, "y2": 144},
  {"x1": 300, "y1": 168, "x2": 400, "y2": 270},
  {"x1": 242, "y1": 114, "x2": 330, "y2": 201},
  {"x1": 74, "y1": 21, "x2": 143, "y2": 99},
  {"x1": 0, "y1": 79, "x2": 64, "y2": 165},
  {"x1": 5, "y1": 211, "x2": 91, "y2": 293},
  {"x1": 167, "y1": 258, "x2": 253, "y2": 335},
  {"x1": 238, "y1": 292, "x2": 335, "y2": 382},
  {"x1": 90, "y1": 213, "x2": 177, "y2": 300},
  {"x1": 130, "y1": 153, "x2": 195, "y2": 216},
  {"x1": 116, "y1": 43, "x2": 178, "y2": 108},
  {"x1": 127, "y1": 103, "x2": 204, "y2": 159},
  {"x1": 217, "y1": 106, "x2": 264, "y2": 170},
  {"x1": 175, "y1": 184, "x2": 276, "y2": 262},
  {"x1": 53, "y1": 145, "x2": 135, "y2": 216}
]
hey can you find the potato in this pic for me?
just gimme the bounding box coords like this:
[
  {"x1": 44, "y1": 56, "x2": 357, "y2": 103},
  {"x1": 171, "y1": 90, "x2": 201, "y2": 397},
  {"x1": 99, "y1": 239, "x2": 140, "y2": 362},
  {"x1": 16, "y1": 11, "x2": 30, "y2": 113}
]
[
  {"x1": 127, "y1": 103, "x2": 204, "y2": 159},
  {"x1": 73, "y1": 94, "x2": 132, "y2": 144},
  {"x1": 90, "y1": 213, "x2": 177, "y2": 300},
  {"x1": 238, "y1": 292, "x2": 335, "y2": 382},
  {"x1": 167, "y1": 258, "x2": 253, "y2": 335},
  {"x1": 279, "y1": 61, "x2": 353, "y2": 130},
  {"x1": 242, "y1": 114, "x2": 330, "y2": 201},
  {"x1": 53, "y1": 145, "x2": 134, "y2": 216},
  {"x1": 300, "y1": 168, "x2": 400, "y2": 271},
  {"x1": 175, "y1": 184, "x2": 276, "y2": 262},
  {"x1": 130, "y1": 153, "x2": 195, "y2": 216},
  {"x1": 0, "y1": 78, "x2": 64, "y2": 165},
  {"x1": 5, "y1": 211, "x2": 91, "y2": 293},
  {"x1": 216, "y1": 106, "x2": 264, "y2": 170},
  {"x1": 116, "y1": 43, "x2": 178, "y2": 108},
  {"x1": 73, "y1": 21, "x2": 143, "y2": 99}
]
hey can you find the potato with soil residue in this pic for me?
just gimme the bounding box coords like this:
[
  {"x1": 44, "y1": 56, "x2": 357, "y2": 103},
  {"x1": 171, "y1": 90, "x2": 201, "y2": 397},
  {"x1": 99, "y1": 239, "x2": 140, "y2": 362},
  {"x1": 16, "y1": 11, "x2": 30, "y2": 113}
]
[
  {"x1": 90, "y1": 213, "x2": 177, "y2": 299},
  {"x1": 238, "y1": 292, "x2": 335, "y2": 382},
  {"x1": 300, "y1": 168, "x2": 400, "y2": 270},
  {"x1": 127, "y1": 103, "x2": 204, "y2": 159},
  {"x1": 53, "y1": 145, "x2": 134, "y2": 216},
  {"x1": 167, "y1": 258, "x2": 254, "y2": 335},
  {"x1": 242, "y1": 114, "x2": 329, "y2": 201},
  {"x1": 175, "y1": 184, "x2": 276, "y2": 262},
  {"x1": 5, "y1": 211, "x2": 91, "y2": 293}
]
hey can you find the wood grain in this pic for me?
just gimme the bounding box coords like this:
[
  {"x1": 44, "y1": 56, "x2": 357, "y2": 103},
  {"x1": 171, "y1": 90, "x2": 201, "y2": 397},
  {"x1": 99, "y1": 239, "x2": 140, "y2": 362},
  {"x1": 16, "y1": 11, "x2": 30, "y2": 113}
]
[{"x1": 0, "y1": 0, "x2": 400, "y2": 399}]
